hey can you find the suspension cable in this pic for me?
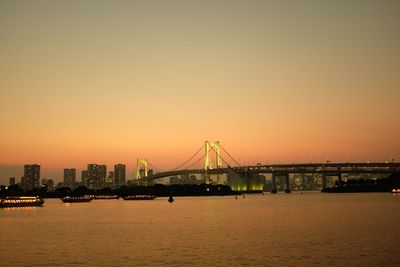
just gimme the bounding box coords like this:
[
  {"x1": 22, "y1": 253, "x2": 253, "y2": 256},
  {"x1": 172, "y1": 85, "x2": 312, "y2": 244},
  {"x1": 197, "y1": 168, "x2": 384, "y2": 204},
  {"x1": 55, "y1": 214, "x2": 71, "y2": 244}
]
[
  {"x1": 172, "y1": 145, "x2": 205, "y2": 170},
  {"x1": 144, "y1": 143, "x2": 240, "y2": 173},
  {"x1": 219, "y1": 144, "x2": 241, "y2": 167},
  {"x1": 147, "y1": 161, "x2": 162, "y2": 172},
  {"x1": 208, "y1": 145, "x2": 234, "y2": 168},
  {"x1": 185, "y1": 154, "x2": 206, "y2": 169}
]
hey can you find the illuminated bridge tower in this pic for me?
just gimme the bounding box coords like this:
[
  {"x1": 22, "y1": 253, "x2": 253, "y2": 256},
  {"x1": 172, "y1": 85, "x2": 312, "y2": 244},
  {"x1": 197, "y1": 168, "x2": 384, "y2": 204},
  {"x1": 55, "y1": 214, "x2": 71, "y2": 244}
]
[
  {"x1": 204, "y1": 140, "x2": 222, "y2": 184},
  {"x1": 135, "y1": 159, "x2": 148, "y2": 179}
]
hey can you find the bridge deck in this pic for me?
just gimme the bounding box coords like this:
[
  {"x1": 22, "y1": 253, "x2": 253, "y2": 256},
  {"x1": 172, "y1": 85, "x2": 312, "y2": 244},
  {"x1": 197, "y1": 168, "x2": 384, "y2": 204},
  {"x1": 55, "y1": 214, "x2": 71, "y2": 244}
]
[{"x1": 143, "y1": 162, "x2": 400, "y2": 180}]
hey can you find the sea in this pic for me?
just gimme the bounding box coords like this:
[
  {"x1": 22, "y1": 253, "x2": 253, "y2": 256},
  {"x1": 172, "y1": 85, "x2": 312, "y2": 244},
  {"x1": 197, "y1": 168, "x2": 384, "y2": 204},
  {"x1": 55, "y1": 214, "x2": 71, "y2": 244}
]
[{"x1": 1, "y1": 192, "x2": 399, "y2": 266}]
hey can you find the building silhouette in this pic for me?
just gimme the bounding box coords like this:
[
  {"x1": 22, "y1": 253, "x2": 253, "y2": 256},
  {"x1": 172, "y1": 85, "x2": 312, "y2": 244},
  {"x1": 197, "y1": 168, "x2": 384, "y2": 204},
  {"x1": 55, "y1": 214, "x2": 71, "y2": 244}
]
[
  {"x1": 64, "y1": 168, "x2": 76, "y2": 188},
  {"x1": 9, "y1": 177, "x2": 15, "y2": 186},
  {"x1": 170, "y1": 176, "x2": 180, "y2": 184},
  {"x1": 106, "y1": 171, "x2": 114, "y2": 187},
  {"x1": 87, "y1": 164, "x2": 106, "y2": 189},
  {"x1": 21, "y1": 164, "x2": 40, "y2": 190},
  {"x1": 45, "y1": 179, "x2": 55, "y2": 191},
  {"x1": 81, "y1": 170, "x2": 88, "y2": 187},
  {"x1": 114, "y1": 164, "x2": 126, "y2": 187},
  {"x1": 169, "y1": 174, "x2": 199, "y2": 185}
]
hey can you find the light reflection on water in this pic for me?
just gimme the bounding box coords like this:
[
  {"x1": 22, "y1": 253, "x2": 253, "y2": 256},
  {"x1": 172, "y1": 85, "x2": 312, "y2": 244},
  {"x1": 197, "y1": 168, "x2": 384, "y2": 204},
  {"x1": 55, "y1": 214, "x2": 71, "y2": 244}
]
[
  {"x1": 2, "y1": 207, "x2": 41, "y2": 211},
  {"x1": 1, "y1": 192, "x2": 399, "y2": 266}
]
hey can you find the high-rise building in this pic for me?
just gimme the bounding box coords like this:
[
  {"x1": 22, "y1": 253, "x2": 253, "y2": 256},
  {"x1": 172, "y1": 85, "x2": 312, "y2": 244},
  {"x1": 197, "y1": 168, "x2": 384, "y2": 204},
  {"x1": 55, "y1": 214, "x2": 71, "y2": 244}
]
[
  {"x1": 9, "y1": 177, "x2": 15, "y2": 186},
  {"x1": 22, "y1": 164, "x2": 40, "y2": 190},
  {"x1": 64, "y1": 168, "x2": 76, "y2": 188},
  {"x1": 87, "y1": 164, "x2": 107, "y2": 189},
  {"x1": 98, "y1": 165, "x2": 106, "y2": 188},
  {"x1": 81, "y1": 170, "x2": 88, "y2": 187},
  {"x1": 46, "y1": 179, "x2": 55, "y2": 191},
  {"x1": 105, "y1": 171, "x2": 114, "y2": 187},
  {"x1": 114, "y1": 164, "x2": 126, "y2": 187}
]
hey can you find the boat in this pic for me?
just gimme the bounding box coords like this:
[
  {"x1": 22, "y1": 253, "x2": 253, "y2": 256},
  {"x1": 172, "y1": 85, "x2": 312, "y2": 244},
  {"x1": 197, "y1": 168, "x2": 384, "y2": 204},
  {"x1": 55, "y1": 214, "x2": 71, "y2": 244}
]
[
  {"x1": 93, "y1": 195, "x2": 119, "y2": 200},
  {"x1": 0, "y1": 196, "x2": 44, "y2": 208},
  {"x1": 123, "y1": 195, "x2": 156, "y2": 200},
  {"x1": 168, "y1": 195, "x2": 174, "y2": 203},
  {"x1": 61, "y1": 196, "x2": 93, "y2": 203}
]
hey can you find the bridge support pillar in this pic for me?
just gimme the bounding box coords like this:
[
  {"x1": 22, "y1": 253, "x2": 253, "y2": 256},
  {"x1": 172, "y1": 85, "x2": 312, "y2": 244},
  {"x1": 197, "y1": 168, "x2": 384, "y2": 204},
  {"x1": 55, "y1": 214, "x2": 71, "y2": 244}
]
[
  {"x1": 203, "y1": 172, "x2": 211, "y2": 184},
  {"x1": 284, "y1": 173, "x2": 291, "y2": 193},
  {"x1": 322, "y1": 173, "x2": 327, "y2": 190},
  {"x1": 337, "y1": 170, "x2": 342, "y2": 185},
  {"x1": 301, "y1": 173, "x2": 306, "y2": 190},
  {"x1": 244, "y1": 170, "x2": 248, "y2": 191},
  {"x1": 216, "y1": 174, "x2": 221, "y2": 185},
  {"x1": 271, "y1": 173, "x2": 277, "y2": 194}
]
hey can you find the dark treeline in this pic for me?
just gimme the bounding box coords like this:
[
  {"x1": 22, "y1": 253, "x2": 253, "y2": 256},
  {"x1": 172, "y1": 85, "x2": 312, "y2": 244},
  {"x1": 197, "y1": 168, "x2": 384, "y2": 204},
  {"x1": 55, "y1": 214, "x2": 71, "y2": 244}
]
[
  {"x1": 322, "y1": 172, "x2": 400, "y2": 193},
  {"x1": 0, "y1": 183, "x2": 239, "y2": 198}
]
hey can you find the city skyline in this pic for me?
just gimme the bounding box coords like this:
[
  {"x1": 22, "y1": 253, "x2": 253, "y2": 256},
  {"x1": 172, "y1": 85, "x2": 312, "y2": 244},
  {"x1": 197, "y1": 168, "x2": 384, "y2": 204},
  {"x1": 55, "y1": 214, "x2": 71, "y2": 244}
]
[{"x1": 1, "y1": 1, "x2": 400, "y2": 184}]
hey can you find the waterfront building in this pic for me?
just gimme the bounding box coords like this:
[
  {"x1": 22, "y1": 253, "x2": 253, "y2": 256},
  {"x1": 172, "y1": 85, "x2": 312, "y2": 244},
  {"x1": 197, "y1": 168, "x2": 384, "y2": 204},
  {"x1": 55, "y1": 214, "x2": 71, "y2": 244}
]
[
  {"x1": 105, "y1": 171, "x2": 114, "y2": 187},
  {"x1": 87, "y1": 164, "x2": 107, "y2": 189},
  {"x1": 64, "y1": 168, "x2": 76, "y2": 188},
  {"x1": 176, "y1": 174, "x2": 199, "y2": 184},
  {"x1": 45, "y1": 179, "x2": 55, "y2": 191},
  {"x1": 21, "y1": 164, "x2": 40, "y2": 190},
  {"x1": 180, "y1": 173, "x2": 190, "y2": 184},
  {"x1": 81, "y1": 170, "x2": 88, "y2": 187},
  {"x1": 114, "y1": 164, "x2": 126, "y2": 187},
  {"x1": 189, "y1": 174, "x2": 200, "y2": 184},
  {"x1": 170, "y1": 176, "x2": 180, "y2": 185},
  {"x1": 227, "y1": 167, "x2": 263, "y2": 191}
]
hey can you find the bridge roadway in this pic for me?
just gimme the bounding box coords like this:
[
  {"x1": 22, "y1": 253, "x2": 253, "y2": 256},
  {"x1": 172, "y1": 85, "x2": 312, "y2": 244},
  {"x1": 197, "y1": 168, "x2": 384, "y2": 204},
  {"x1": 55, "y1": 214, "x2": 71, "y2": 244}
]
[{"x1": 144, "y1": 162, "x2": 400, "y2": 181}]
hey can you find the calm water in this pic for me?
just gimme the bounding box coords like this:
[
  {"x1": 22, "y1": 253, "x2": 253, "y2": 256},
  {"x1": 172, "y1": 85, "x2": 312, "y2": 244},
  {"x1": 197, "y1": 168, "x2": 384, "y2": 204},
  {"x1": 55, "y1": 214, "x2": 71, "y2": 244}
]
[{"x1": 1, "y1": 192, "x2": 399, "y2": 266}]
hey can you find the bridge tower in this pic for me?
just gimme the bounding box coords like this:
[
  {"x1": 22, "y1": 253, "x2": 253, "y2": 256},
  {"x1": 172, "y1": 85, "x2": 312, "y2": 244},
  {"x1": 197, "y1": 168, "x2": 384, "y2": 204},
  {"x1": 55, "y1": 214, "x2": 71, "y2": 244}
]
[
  {"x1": 204, "y1": 141, "x2": 222, "y2": 184},
  {"x1": 135, "y1": 159, "x2": 148, "y2": 179},
  {"x1": 204, "y1": 140, "x2": 222, "y2": 170}
]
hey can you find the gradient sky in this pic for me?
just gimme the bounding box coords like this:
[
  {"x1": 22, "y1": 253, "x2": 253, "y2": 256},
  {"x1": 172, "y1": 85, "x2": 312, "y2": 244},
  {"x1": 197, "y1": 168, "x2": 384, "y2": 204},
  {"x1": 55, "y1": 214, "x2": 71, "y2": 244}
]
[{"x1": 1, "y1": 0, "x2": 399, "y2": 183}]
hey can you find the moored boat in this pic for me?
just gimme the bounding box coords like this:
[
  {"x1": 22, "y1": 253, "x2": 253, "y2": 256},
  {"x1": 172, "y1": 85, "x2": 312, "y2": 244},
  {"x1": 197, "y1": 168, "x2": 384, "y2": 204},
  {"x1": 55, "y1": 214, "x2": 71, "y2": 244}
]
[
  {"x1": 61, "y1": 196, "x2": 93, "y2": 203},
  {"x1": 123, "y1": 195, "x2": 156, "y2": 200},
  {"x1": 0, "y1": 196, "x2": 44, "y2": 208},
  {"x1": 93, "y1": 195, "x2": 119, "y2": 200}
]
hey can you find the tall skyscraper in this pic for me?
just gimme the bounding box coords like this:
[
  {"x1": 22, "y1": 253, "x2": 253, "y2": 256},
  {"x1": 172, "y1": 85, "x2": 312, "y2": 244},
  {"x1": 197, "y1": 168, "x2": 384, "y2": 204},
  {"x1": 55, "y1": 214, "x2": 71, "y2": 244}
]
[
  {"x1": 97, "y1": 165, "x2": 106, "y2": 188},
  {"x1": 87, "y1": 164, "x2": 107, "y2": 189},
  {"x1": 81, "y1": 170, "x2": 88, "y2": 187},
  {"x1": 64, "y1": 168, "x2": 76, "y2": 188},
  {"x1": 9, "y1": 177, "x2": 15, "y2": 186},
  {"x1": 114, "y1": 164, "x2": 126, "y2": 187},
  {"x1": 22, "y1": 164, "x2": 40, "y2": 190}
]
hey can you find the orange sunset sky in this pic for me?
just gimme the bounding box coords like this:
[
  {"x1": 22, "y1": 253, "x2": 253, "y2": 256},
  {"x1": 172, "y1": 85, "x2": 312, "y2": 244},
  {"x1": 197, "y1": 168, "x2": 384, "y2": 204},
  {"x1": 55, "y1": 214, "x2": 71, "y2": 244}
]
[{"x1": 1, "y1": 1, "x2": 399, "y2": 182}]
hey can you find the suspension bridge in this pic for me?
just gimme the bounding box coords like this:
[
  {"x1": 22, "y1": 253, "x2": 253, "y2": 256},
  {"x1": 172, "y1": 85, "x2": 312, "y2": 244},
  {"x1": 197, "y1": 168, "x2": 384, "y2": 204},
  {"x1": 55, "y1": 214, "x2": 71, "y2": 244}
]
[{"x1": 133, "y1": 140, "x2": 400, "y2": 192}]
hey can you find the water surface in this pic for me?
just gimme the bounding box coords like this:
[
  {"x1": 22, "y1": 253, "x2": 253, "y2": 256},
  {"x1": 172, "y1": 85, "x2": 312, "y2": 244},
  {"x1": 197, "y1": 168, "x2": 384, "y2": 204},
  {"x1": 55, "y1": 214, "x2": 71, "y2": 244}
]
[{"x1": 1, "y1": 192, "x2": 399, "y2": 266}]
